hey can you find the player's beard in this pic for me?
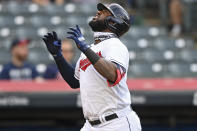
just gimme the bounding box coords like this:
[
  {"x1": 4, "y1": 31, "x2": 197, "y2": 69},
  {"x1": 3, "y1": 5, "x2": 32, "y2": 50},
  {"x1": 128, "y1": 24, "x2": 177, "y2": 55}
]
[{"x1": 89, "y1": 19, "x2": 107, "y2": 32}]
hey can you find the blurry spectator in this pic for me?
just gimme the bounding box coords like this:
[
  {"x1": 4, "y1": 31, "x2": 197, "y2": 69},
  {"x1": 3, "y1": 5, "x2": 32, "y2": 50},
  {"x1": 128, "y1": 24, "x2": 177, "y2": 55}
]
[
  {"x1": 43, "y1": 39, "x2": 75, "y2": 79},
  {"x1": 32, "y1": 0, "x2": 50, "y2": 6},
  {"x1": 128, "y1": 0, "x2": 135, "y2": 8},
  {"x1": 0, "y1": 39, "x2": 41, "y2": 81},
  {"x1": 53, "y1": 0, "x2": 64, "y2": 5},
  {"x1": 61, "y1": 39, "x2": 75, "y2": 64},
  {"x1": 72, "y1": 0, "x2": 98, "y2": 4},
  {"x1": 170, "y1": 0, "x2": 182, "y2": 37},
  {"x1": 100, "y1": 0, "x2": 128, "y2": 7},
  {"x1": 32, "y1": 0, "x2": 65, "y2": 6}
]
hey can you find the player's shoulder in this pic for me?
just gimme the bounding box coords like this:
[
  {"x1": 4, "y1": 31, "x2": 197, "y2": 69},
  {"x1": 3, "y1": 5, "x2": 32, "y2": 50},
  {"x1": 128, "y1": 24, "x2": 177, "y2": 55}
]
[{"x1": 107, "y1": 38, "x2": 128, "y2": 51}]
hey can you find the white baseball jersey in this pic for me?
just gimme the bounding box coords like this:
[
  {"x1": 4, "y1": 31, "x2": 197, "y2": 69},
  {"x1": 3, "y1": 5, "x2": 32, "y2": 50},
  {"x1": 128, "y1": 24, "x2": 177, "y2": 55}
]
[{"x1": 74, "y1": 37, "x2": 131, "y2": 120}]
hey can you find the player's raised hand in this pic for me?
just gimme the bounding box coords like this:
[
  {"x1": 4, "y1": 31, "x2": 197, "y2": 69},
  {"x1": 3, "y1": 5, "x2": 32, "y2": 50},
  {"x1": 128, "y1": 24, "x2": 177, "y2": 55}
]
[
  {"x1": 42, "y1": 31, "x2": 62, "y2": 58},
  {"x1": 67, "y1": 25, "x2": 90, "y2": 53}
]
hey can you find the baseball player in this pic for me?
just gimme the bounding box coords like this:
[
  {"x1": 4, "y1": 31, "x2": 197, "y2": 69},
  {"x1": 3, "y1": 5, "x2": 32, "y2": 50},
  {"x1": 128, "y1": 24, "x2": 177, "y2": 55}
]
[{"x1": 42, "y1": 3, "x2": 142, "y2": 131}]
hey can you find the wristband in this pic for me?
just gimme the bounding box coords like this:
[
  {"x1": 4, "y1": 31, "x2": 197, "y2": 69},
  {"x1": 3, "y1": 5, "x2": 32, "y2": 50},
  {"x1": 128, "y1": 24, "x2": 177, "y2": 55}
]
[{"x1": 84, "y1": 48, "x2": 100, "y2": 65}]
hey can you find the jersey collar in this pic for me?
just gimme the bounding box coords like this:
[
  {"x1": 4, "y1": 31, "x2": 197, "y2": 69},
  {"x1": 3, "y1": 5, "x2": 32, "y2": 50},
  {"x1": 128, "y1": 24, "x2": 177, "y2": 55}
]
[{"x1": 94, "y1": 32, "x2": 117, "y2": 43}]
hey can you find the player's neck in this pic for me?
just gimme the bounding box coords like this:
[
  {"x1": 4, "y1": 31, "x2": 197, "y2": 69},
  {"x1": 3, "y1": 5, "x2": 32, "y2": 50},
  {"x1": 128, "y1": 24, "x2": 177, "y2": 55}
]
[
  {"x1": 95, "y1": 39, "x2": 101, "y2": 44},
  {"x1": 94, "y1": 31, "x2": 117, "y2": 44}
]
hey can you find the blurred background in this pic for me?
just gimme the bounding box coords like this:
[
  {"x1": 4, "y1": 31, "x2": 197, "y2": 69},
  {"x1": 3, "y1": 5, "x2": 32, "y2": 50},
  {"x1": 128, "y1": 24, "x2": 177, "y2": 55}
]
[{"x1": 0, "y1": 0, "x2": 197, "y2": 130}]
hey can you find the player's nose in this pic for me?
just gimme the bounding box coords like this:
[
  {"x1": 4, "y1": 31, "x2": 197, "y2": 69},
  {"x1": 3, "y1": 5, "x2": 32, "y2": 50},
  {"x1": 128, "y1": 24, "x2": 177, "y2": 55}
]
[{"x1": 96, "y1": 10, "x2": 102, "y2": 16}]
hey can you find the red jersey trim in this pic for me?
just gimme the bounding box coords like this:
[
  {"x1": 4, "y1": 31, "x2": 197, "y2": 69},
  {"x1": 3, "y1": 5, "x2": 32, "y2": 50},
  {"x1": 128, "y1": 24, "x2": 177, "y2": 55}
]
[
  {"x1": 107, "y1": 63, "x2": 126, "y2": 87},
  {"x1": 107, "y1": 68, "x2": 125, "y2": 87}
]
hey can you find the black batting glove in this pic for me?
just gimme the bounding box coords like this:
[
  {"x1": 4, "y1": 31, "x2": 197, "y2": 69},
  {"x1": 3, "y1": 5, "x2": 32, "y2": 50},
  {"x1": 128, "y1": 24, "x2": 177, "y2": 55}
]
[{"x1": 42, "y1": 31, "x2": 62, "y2": 58}]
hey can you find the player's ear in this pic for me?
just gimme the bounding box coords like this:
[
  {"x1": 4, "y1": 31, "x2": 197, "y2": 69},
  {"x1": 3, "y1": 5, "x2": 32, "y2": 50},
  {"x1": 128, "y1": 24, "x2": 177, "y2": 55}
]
[
  {"x1": 106, "y1": 16, "x2": 115, "y2": 25},
  {"x1": 105, "y1": 16, "x2": 118, "y2": 32}
]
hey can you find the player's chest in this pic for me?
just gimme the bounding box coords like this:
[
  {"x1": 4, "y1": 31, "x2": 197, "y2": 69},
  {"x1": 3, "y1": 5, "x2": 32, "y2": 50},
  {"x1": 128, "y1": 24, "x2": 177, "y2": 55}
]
[{"x1": 79, "y1": 45, "x2": 105, "y2": 72}]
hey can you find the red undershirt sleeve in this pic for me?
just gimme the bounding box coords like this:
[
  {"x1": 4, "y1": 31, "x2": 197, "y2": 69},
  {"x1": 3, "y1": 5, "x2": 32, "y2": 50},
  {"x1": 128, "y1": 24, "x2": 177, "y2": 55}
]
[{"x1": 107, "y1": 62, "x2": 126, "y2": 87}]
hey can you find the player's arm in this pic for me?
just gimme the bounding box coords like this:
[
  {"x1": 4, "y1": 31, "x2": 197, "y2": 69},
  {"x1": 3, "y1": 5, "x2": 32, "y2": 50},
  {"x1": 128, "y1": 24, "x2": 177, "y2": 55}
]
[
  {"x1": 42, "y1": 31, "x2": 79, "y2": 89},
  {"x1": 84, "y1": 49, "x2": 117, "y2": 82},
  {"x1": 54, "y1": 55, "x2": 79, "y2": 89},
  {"x1": 67, "y1": 25, "x2": 121, "y2": 83},
  {"x1": 94, "y1": 58, "x2": 117, "y2": 82}
]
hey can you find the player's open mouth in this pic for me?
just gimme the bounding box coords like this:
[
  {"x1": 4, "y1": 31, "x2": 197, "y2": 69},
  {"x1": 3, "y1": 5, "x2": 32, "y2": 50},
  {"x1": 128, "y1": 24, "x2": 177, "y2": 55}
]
[
  {"x1": 93, "y1": 17, "x2": 98, "y2": 21},
  {"x1": 93, "y1": 15, "x2": 99, "y2": 20}
]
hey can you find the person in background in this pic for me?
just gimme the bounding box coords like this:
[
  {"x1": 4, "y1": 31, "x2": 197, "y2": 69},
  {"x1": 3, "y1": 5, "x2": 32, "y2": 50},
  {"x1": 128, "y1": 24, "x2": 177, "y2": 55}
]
[
  {"x1": 32, "y1": 0, "x2": 65, "y2": 6},
  {"x1": 52, "y1": 0, "x2": 64, "y2": 5},
  {"x1": 0, "y1": 39, "x2": 41, "y2": 81},
  {"x1": 170, "y1": 0, "x2": 182, "y2": 37},
  {"x1": 33, "y1": 0, "x2": 49, "y2": 6},
  {"x1": 43, "y1": 39, "x2": 75, "y2": 79}
]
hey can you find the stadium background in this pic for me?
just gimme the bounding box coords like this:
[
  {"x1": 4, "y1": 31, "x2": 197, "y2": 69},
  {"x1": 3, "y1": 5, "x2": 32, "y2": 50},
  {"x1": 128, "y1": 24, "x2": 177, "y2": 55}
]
[{"x1": 0, "y1": 0, "x2": 197, "y2": 130}]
